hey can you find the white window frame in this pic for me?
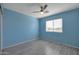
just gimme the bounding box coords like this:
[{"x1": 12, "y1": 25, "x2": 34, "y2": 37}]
[
  {"x1": 46, "y1": 18, "x2": 63, "y2": 33},
  {"x1": 46, "y1": 20, "x2": 54, "y2": 32}
]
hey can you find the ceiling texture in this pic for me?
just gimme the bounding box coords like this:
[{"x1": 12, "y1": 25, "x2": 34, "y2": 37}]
[{"x1": 2, "y1": 3, "x2": 79, "y2": 18}]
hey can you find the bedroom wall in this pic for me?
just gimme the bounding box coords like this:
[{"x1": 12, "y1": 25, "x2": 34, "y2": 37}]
[
  {"x1": 3, "y1": 8, "x2": 39, "y2": 49},
  {"x1": 39, "y1": 8, "x2": 79, "y2": 48}
]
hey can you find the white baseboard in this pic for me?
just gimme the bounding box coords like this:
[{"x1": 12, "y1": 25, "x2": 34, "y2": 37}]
[{"x1": 3, "y1": 39, "x2": 37, "y2": 49}]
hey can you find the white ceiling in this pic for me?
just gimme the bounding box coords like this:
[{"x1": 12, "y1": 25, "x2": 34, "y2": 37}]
[{"x1": 2, "y1": 3, "x2": 79, "y2": 18}]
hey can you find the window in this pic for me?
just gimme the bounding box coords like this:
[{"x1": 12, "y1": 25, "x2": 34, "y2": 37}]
[
  {"x1": 46, "y1": 18, "x2": 63, "y2": 32},
  {"x1": 46, "y1": 20, "x2": 54, "y2": 32}
]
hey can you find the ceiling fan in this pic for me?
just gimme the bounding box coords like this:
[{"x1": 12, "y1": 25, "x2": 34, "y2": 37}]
[{"x1": 32, "y1": 4, "x2": 49, "y2": 14}]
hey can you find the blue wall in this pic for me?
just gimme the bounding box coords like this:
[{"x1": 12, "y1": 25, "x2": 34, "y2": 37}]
[
  {"x1": 39, "y1": 8, "x2": 79, "y2": 48},
  {"x1": 2, "y1": 8, "x2": 79, "y2": 49},
  {"x1": 3, "y1": 8, "x2": 38, "y2": 48}
]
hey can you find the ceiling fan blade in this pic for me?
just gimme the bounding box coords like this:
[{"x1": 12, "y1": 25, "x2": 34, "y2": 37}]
[
  {"x1": 40, "y1": 6, "x2": 43, "y2": 11},
  {"x1": 43, "y1": 5, "x2": 48, "y2": 10},
  {"x1": 32, "y1": 11, "x2": 40, "y2": 13}
]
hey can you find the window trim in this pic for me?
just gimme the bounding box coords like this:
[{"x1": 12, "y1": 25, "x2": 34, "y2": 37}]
[{"x1": 46, "y1": 18, "x2": 63, "y2": 33}]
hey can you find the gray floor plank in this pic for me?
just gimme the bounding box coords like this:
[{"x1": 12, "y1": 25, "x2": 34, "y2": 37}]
[{"x1": 2, "y1": 40, "x2": 79, "y2": 55}]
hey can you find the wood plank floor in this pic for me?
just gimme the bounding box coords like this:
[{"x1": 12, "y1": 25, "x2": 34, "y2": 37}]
[{"x1": 2, "y1": 40, "x2": 79, "y2": 55}]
